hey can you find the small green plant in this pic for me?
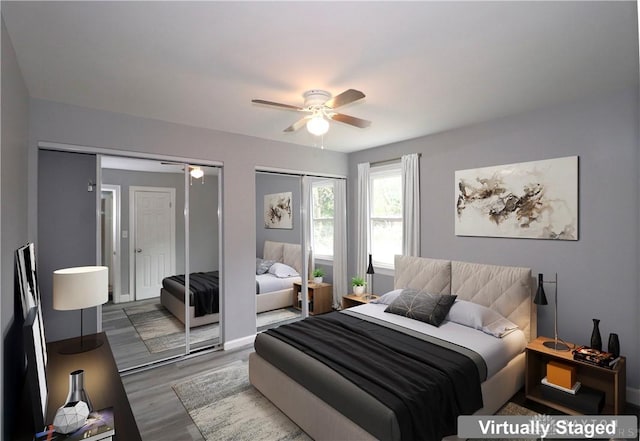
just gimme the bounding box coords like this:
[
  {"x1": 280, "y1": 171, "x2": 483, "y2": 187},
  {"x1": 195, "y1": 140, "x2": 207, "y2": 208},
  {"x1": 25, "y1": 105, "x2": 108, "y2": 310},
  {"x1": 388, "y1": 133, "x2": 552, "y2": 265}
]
[
  {"x1": 312, "y1": 268, "x2": 325, "y2": 278},
  {"x1": 351, "y1": 276, "x2": 366, "y2": 287}
]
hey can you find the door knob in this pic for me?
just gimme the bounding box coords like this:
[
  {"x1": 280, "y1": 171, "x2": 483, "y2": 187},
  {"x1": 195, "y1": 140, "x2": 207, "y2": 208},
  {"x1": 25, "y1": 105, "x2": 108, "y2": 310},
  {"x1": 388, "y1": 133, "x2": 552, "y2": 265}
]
[{"x1": 135, "y1": 248, "x2": 142, "y2": 253}]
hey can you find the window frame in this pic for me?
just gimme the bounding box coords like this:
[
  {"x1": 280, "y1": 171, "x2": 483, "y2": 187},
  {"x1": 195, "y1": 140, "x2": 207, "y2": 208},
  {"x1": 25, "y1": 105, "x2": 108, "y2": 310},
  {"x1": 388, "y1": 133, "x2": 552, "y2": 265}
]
[
  {"x1": 310, "y1": 179, "x2": 335, "y2": 262},
  {"x1": 368, "y1": 162, "x2": 403, "y2": 271}
]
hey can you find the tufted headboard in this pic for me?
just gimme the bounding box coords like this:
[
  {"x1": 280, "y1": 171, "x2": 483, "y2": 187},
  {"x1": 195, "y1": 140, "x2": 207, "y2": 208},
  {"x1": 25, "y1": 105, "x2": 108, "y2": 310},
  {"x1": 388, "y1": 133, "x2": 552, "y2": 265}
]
[
  {"x1": 263, "y1": 240, "x2": 305, "y2": 276},
  {"x1": 394, "y1": 255, "x2": 535, "y2": 341}
]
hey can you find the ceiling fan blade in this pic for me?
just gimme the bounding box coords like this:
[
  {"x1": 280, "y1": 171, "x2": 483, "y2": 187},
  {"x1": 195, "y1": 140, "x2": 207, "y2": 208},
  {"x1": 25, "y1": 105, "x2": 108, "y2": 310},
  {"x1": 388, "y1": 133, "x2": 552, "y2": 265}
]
[
  {"x1": 330, "y1": 113, "x2": 371, "y2": 128},
  {"x1": 284, "y1": 116, "x2": 310, "y2": 132},
  {"x1": 324, "y1": 89, "x2": 365, "y2": 109},
  {"x1": 251, "y1": 99, "x2": 303, "y2": 111}
]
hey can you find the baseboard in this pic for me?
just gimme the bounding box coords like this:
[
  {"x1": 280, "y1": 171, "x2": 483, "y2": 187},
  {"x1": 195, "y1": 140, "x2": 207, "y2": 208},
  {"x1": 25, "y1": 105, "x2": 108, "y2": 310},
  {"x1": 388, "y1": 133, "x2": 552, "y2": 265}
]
[
  {"x1": 627, "y1": 386, "x2": 640, "y2": 407},
  {"x1": 223, "y1": 334, "x2": 256, "y2": 351}
]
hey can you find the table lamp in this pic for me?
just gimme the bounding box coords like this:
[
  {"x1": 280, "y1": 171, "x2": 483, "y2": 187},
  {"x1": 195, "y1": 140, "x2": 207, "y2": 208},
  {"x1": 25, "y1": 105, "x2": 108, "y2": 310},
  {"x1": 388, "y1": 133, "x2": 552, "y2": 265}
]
[
  {"x1": 366, "y1": 254, "x2": 375, "y2": 299},
  {"x1": 53, "y1": 266, "x2": 108, "y2": 353},
  {"x1": 534, "y1": 272, "x2": 569, "y2": 351}
]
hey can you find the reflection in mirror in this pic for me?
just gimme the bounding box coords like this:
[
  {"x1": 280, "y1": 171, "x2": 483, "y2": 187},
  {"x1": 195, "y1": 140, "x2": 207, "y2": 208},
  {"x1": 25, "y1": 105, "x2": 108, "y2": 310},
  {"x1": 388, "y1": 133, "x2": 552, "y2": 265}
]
[
  {"x1": 100, "y1": 156, "x2": 221, "y2": 370},
  {"x1": 255, "y1": 172, "x2": 304, "y2": 333},
  {"x1": 187, "y1": 165, "x2": 221, "y2": 350}
]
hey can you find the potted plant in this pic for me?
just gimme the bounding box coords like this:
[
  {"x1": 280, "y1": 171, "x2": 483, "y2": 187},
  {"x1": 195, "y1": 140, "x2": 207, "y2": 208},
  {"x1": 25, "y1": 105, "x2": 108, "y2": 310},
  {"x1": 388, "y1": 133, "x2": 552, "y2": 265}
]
[
  {"x1": 312, "y1": 268, "x2": 325, "y2": 284},
  {"x1": 351, "y1": 276, "x2": 366, "y2": 295}
]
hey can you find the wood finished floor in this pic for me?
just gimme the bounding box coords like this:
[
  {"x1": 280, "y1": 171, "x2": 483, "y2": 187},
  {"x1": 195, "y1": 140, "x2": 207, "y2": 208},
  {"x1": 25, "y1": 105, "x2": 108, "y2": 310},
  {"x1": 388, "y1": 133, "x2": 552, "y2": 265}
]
[
  {"x1": 102, "y1": 299, "x2": 220, "y2": 371},
  {"x1": 122, "y1": 345, "x2": 253, "y2": 441}
]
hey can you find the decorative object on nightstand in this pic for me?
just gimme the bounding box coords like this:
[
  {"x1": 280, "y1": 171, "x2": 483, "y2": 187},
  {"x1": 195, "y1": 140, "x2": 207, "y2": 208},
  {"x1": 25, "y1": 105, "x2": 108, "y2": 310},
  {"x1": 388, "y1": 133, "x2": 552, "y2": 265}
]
[
  {"x1": 65, "y1": 369, "x2": 93, "y2": 412},
  {"x1": 366, "y1": 254, "x2": 375, "y2": 297},
  {"x1": 590, "y1": 318, "x2": 602, "y2": 351},
  {"x1": 312, "y1": 268, "x2": 325, "y2": 284},
  {"x1": 53, "y1": 266, "x2": 108, "y2": 353},
  {"x1": 53, "y1": 401, "x2": 90, "y2": 434},
  {"x1": 608, "y1": 333, "x2": 620, "y2": 358},
  {"x1": 534, "y1": 273, "x2": 569, "y2": 351},
  {"x1": 351, "y1": 276, "x2": 366, "y2": 295}
]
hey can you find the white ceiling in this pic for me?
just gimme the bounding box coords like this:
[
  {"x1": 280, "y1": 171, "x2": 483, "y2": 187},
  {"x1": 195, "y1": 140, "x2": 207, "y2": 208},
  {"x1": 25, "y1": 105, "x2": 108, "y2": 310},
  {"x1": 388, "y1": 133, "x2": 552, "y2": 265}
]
[{"x1": 3, "y1": 1, "x2": 637, "y2": 153}]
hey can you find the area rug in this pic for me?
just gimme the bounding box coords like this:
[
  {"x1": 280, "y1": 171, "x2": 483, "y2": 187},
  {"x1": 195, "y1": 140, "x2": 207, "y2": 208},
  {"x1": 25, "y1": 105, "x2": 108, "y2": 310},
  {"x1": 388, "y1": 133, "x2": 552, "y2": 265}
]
[
  {"x1": 173, "y1": 361, "x2": 310, "y2": 441},
  {"x1": 173, "y1": 361, "x2": 541, "y2": 441},
  {"x1": 124, "y1": 302, "x2": 299, "y2": 353}
]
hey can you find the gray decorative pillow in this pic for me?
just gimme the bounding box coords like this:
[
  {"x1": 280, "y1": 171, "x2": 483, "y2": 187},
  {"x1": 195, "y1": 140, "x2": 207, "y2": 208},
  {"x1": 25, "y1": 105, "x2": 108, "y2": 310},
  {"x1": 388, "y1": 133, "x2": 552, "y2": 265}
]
[
  {"x1": 385, "y1": 290, "x2": 457, "y2": 327},
  {"x1": 256, "y1": 258, "x2": 276, "y2": 275}
]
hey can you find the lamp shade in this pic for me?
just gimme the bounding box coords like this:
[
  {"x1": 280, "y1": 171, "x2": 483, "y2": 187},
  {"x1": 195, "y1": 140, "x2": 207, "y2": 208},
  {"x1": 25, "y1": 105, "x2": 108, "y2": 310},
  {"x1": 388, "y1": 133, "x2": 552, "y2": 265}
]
[
  {"x1": 533, "y1": 273, "x2": 548, "y2": 305},
  {"x1": 366, "y1": 254, "x2": 375, "y2": 275},
  {"x1": 53, "y1": 266, "x2": 108, "y2": 310}
]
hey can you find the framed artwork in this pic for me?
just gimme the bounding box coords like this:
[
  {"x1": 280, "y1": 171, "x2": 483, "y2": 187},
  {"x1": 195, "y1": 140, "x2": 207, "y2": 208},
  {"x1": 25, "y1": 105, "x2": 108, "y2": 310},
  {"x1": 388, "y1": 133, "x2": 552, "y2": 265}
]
[
  {"x1": 264, "y1": 192, "x2": 293, "y2": 229},
  {"x1": 455, "y1": 156, "x2": 578, "y2": 240},
  {"x1": 16, "y1": 243, "x2": 47, "y2": 364},
  {"x1": 24, "y1": 307, "x2": 48, "y2": 432}
]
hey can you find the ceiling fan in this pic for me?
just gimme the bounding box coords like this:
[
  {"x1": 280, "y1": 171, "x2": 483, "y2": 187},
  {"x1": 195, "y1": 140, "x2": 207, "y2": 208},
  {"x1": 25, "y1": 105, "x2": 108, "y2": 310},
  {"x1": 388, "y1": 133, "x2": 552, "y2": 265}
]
[{"x1": 252, "y1": 89, "x2": 371, "y2": 136}]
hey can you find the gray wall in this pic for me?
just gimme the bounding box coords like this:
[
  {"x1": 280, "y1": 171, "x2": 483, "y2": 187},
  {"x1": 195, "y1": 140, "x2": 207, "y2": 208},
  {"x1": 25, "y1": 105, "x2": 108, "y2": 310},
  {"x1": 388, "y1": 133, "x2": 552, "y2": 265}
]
[
  {"x1": 255, "y1": 173, "x2": 301, "y2": 256},
  {"x1": 28, "y1": 98, "x2": 348, "y2": 346},
  {"x1": 38, "y1": 150, "x2": 97, "y2": 342},
  {"x1": 348, "y1": 86, "x2": 640, "y2": 392},
  {"x1": 188, "y1": 168, "x2": 219, "y2": 274},
  {"x1": 1, "y1": 16, "x2": 30, "y2": 439}
]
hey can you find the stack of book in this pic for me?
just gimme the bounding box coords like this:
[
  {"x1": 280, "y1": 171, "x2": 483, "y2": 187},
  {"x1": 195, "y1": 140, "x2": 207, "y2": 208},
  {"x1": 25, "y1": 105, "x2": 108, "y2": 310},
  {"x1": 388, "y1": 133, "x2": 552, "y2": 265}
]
[
  {"x1": 540, "y1": 360, "x2": 604, "y2": 414},
  {"x1": 35, "y1": 407, "x2": 114, "y2": 441},
  {"x1": 573, "y1": 346, "x2": 620, "y2": 368}
]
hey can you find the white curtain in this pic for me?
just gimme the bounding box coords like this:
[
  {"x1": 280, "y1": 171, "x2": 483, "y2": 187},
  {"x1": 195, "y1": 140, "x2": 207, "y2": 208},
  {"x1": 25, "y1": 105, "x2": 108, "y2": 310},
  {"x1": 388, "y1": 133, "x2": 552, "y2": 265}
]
[
  {"x1": 332, "y1": 179, "x2": 347, "y2": 308},
  {"x1": 356, "y1": 162, "x2": 371, "y2": 289},
  {"x1": 401, "y1": 153, "x2": 420, "y2": 256}
]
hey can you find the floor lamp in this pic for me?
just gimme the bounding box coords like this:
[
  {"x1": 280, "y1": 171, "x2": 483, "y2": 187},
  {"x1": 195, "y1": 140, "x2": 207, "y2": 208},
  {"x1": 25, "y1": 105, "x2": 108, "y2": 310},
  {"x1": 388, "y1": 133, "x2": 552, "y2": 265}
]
[
  {"x1": 53, "y1": 266, "x2": 108, "y2": 354},
  {"x1": 534, "y1": 273, "x2": 570, "y2": 351}
]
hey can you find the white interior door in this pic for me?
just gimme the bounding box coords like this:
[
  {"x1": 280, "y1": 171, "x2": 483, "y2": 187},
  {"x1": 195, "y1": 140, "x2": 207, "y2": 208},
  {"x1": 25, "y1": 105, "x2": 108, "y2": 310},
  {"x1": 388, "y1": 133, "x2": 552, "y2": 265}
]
[{"x1": 131, "y1": 187, "x2": 176, "y2": 300}]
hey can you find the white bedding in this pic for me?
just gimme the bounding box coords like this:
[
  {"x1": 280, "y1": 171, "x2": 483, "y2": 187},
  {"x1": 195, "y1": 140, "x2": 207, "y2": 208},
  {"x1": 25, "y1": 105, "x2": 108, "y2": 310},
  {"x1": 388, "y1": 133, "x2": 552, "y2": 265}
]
[
  {"x1": 256, "y1": 273, "x2": 301, "y2": 294},
  {"x1": 345, "y1": 302, "x2": 526, "y2": 378}
]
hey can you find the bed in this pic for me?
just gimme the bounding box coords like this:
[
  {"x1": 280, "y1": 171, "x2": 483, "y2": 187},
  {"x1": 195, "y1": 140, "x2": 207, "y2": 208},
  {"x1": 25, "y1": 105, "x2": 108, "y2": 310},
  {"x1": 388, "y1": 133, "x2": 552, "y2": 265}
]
[
  {"x1": 160, "y1": 240, "x2": 304, "y2": 328},
  {"x1": 249, "y1": 255, "x2": 535, "y2": 441}
]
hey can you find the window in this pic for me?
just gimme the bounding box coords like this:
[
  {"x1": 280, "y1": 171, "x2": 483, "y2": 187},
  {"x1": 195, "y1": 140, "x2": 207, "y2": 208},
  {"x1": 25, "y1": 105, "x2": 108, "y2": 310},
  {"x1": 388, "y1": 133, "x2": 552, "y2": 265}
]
[
  {"x1": 311, "y1": 180, "x2": 334, "y2": 260},
  {"x1": 369, "y1": 163, "x2": 402, "y2": 268}
]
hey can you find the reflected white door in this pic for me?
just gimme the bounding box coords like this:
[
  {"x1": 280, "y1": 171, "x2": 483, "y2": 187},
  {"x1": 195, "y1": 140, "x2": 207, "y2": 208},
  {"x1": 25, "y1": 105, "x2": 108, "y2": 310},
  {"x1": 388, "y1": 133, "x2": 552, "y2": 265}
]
[{"x1": 132, "y1": 187, "x2": 175, "y2": 300}]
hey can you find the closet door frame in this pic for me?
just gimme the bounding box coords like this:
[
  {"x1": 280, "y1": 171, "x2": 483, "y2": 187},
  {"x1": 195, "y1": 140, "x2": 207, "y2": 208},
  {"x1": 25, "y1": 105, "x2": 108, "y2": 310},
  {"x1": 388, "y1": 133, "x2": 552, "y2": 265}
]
[{"x1": 38, "y1": 141, "x2": 223, "y2": 370}]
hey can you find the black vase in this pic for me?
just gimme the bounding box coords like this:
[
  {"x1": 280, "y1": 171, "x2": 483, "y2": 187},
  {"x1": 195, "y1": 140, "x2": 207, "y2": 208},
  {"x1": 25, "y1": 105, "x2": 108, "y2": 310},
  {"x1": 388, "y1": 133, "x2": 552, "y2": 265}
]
[
  {"x1": 590, "y1": 319, "x2": 602, "y2": 351},
  {"x1": 607, "y1": 333, "x2": 620, "y2": 357}
]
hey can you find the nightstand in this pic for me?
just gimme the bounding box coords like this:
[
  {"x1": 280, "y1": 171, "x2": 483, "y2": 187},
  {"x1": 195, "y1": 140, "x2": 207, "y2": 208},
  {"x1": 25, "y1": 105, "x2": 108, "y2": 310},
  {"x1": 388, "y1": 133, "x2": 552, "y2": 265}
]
[
  {"x1": 292, "y1": 282, "x2": 333, "y2": 315},
  {"x1": 525, "y1": 336, "x2": 626, "y2": 415},
  {"x1": 341, "y1": 293, "x2": 379, "y2": 309}
]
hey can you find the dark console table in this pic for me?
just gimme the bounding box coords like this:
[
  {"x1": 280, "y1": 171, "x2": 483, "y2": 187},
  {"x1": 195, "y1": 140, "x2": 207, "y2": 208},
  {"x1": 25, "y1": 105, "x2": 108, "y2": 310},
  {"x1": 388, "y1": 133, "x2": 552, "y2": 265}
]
[{"x1": 16, "y1": 332, "x2": 141, "y2": 440}]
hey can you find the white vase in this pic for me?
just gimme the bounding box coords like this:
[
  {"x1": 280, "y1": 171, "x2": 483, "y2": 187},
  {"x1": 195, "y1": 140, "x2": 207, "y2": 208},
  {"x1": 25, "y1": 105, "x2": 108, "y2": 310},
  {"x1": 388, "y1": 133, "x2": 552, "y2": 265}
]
[
  {"x1": 313, "y1": 277, "x2": 323, "y2": 284},
  {"x1": 353, "y1": 285, "x2": 365, "y2": 295}
]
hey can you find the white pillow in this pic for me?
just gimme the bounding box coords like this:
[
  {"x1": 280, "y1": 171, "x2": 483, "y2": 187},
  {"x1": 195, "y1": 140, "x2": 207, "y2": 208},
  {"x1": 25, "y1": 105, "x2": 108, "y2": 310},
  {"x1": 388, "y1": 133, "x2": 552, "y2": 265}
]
[
  {"x1": 268, "y1": 262, "x2": 299, "y2": 278},
  {"x1": 447, "y1": 300, "x2": 519, "y2": 338},
  {"x1": 369, "y1": 288, "x2": 404, "y2": 305}
]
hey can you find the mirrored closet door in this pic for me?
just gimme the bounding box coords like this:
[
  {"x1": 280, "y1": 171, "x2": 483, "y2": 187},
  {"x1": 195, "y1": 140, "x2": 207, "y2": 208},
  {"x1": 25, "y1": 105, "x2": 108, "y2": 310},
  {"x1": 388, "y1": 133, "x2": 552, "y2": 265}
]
[
  {"x1": 254, "y1": 170, "x2": 347, "y2": 333},
  {"x1": 99, "y1": 156, "x2": 222, "y2": 371}
]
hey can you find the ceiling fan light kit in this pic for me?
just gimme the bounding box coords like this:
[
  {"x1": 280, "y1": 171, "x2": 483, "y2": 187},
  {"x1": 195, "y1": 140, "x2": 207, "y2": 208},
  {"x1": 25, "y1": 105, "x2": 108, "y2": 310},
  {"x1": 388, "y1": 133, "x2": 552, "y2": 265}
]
[{"x1": 252, "y1": 88, "x2": 371, "y2": 140}]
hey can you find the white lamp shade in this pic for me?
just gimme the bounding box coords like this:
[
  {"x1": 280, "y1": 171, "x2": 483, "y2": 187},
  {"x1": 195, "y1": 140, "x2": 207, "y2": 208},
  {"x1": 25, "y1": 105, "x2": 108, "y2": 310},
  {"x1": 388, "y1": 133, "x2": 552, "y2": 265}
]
[{"x1": 53, "y1": 266, "x2": 108, "y2": 310}]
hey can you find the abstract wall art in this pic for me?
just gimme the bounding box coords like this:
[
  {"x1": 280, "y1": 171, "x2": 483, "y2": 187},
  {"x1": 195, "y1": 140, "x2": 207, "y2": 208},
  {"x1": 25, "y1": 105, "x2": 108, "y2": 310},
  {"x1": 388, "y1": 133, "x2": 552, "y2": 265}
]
[
  {"x1": 455, "y1": 156, "x2": 578, "y2": 240},
  {"x1": 264, "y1": 192, "x2": 293, "y2": 229}
]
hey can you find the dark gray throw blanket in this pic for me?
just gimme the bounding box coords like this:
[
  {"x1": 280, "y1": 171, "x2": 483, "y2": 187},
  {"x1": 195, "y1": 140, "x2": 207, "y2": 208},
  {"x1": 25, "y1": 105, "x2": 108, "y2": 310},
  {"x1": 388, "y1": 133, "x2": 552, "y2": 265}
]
[
  {"x1": 163, "y1": 271, "x2": 219, "y2": 317},
  {"x1": 264, "y1": 312, "x2": 483, "y2": 441}
]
